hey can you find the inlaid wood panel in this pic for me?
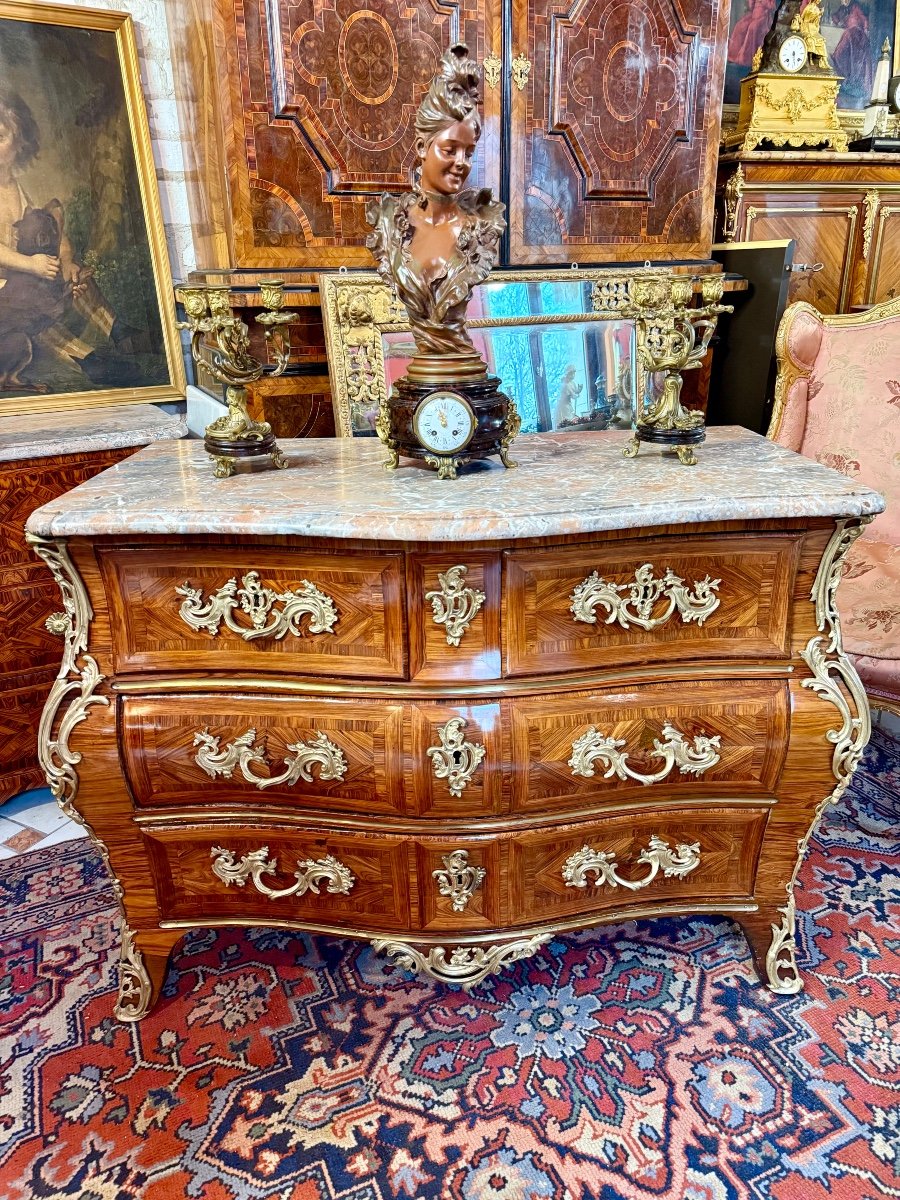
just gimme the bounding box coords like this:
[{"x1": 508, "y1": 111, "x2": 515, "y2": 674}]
[
  {"x1": 99, "y1": 546, "x2": 407, "y2": 679},
  {"x1": 0, "y1": 670, "x2": 57, "y2": 804},
  {"x1": 121, "y1": 694, "x2": 406, "y2": 815},
  {"x1": 408, "y1": 552, "x2": 501, "y2": 682},
  {"x1": 146, "y1": 824, "x2": 412, "y2": 927},
  {"x1": 503, "y1": 533, "x2": 801, "y2": 676},
  {"x1": 742, "y1": 197, "x2": 862, "y2": 313},
  {"x1": 509, "y1": 807, "x2": 769, "y2": 922},
  {"x1": 866, "y1": 203, "x2": 900, "y2": 305},
  {"x1": 217, "y1": 0, "x2": 500, "y2": 267},
  {"x1": 407, "y1": 701, "x2": 503, "y2": 818},
  {"x1": 508, "y1": 0, "x2": 728, "y2": 262},
  {"x1": 507, "y1": 679, "x2": 789, "y2": 813},
  {"x1": 0, "y1": 445, "x2": 135, "y2": 805},
  {"x1": 0, "y1": 562, "x2": 68, "y2": 677}
]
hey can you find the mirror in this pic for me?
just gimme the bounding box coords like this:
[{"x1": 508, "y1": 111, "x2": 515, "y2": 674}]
[{"x1": 320, "y1": 268, "x2": 673, "y2": 438}]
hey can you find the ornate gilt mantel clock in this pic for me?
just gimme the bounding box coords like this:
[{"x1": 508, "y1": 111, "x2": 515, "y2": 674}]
[
  {"x1": 723, "y1": 0, "x2": 849, "y2": 153},
  {"x1": 366, "y1": 44, "x2": 519, "y2": 480}
]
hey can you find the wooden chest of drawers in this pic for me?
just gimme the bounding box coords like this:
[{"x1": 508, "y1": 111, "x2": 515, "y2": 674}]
[{"x1": 25, "y1": 431, "x2": 883, "y2": 1019}]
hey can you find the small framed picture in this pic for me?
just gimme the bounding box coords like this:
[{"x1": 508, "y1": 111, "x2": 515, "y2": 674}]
[{"x1": 0, "y1": 1, "x2": 185, "y2": 414}]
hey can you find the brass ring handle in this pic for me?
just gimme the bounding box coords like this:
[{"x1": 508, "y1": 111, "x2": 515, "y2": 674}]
[
  {"x1": 570, "y1": 563, "x2": 721, "y2": 629},
  {"x1": 176, "y1": 571, "x2": 338, "y2": 640},
  {"x1": 562, "y1": 834, "x2": 701, "y2": 891},
  {"x1": 569, "y1": 722, "x2": 721, "y2": 783},
  {"x1": 211, "y1": 846, "x2": 356, "y2": 899},
  {"x1": 193, "y1": 726, "x2": 348, "y2": 788}
]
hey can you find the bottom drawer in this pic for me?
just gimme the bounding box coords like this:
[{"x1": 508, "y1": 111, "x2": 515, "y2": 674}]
[
  {"x1": 509, "y1": 807, "x2": 769, "y2": 923},
  {"x1": 145, "y1": 825, "x2": 411, "y2": 931},
  {"x1": 144, "y1": 805, "x2": 769, "y2": 937}
]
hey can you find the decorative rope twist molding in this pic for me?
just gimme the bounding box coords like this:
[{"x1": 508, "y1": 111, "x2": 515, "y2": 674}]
[
  {"x1": 432, "y1": 850, "x2": 487, "y2": 912},
  {"x1": 210, "y1": 846, "x2": 356, "y2": 900},
  {"x1": 427, "y1": 718, "x2": 486, "y2": 796},
  {"x1": 562, "y1": 834, "x2": 701, "y2": 892},
  {"x1": 570, "y1": 564, "x2": 721, "y2": 630},
  {"x1": 193, "y1": 727, "x2": 347, "y2": 788},
  {"x1": 372, "y1": 934, "x2": 551, "y2": 989},
  {"x1": 569, "y1": 722, "x2": 721, "y2": 784},
  {"x1": 425, "y1": 565, "x2": 486, "y2": 646},
  {"x1": 175, "y1": 571, "x2": 338, "y2": 640}
]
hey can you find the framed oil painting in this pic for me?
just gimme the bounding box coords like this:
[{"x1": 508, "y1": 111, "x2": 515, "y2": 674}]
[
  {"x1": 320, "y1": 269, "x2": 659, "y2": 440},
  {"x1": 0, "y1": 2, "x2": 184, "y2": 415},
  {"x1": 724, "y1": 0, "x2": 900, "y2": 108}
]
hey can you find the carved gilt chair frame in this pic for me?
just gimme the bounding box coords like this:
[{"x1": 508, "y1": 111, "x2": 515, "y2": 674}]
[{"x1": 320, "y1": 267, "x2": 679, "y2": 438}]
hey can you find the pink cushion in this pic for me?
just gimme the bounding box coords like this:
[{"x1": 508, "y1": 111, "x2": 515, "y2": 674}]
[
  {"x1": 798, "y1": 313, "x2": 900, "y2": 546},
  {"x1": 838, "y1": 536, "x2": 900, "y2": 703}
]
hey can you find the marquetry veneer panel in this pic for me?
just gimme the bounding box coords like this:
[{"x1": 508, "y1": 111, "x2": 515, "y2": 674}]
[
  {"x1": 146, "y1": 825, "x2": 411, "y2": 928},
  {"x1": 100, "y1": 546, "x2": 407, "y2": 679},
  {"x1": 507, "y1": 678, "x2": 789, "y2": 813},
  {"x1": 503, "y1": 533, "x2": 801, "y2": 675},
  {"x1": 509, "y1": 807, "x2": 769, "y2": 922}
]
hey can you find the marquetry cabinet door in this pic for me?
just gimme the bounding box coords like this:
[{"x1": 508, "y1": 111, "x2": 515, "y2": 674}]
[
  {"x1": 739, "y1": 191, "x2": 864, "y2": 313},
  {"x1": 217, "y1": 0, "x2": 501, "y2": 268},
  {"x1": 507, "y1": 0, "x2": 729, "y2": 263},
  {"x1": 865, "y1": 198, "x2": 900, "y2": 305}
]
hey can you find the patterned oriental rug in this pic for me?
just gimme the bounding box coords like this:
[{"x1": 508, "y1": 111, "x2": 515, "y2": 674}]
[{"x1": 1, "y1": 729, "x2": 898, "y2": 1200}]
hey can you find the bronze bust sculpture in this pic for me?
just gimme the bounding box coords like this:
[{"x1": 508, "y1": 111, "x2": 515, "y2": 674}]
[{"x1": 366, "y1": 43, "x2": 519, "y2": 478}]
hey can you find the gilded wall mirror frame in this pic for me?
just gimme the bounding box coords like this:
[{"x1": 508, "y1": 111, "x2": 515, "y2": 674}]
[{"x1": 320, "y1": 267, "x2": 681, "y2": 440}]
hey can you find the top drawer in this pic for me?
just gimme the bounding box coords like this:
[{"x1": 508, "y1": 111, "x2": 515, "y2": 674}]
[
  {"x1": 503, "y1": 533, "x2": 801, "y2": 676},
  {"x1": 99, "y1": 547, "x2": 407, "y2": 679}
]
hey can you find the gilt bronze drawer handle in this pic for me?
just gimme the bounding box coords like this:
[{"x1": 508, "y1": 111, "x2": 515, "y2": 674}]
[
  {"x1": 425, "y1": 565, "x2": 486, "y2": 646},
  {"x1": 211, "y1": 845, "x2": 355, "y2": 899},
  {"x1": 562, "y1": 834, "x2": 701, "y2": 892},
  {"x1": 569, "y1": 722, "x2": 721, "y2": 784},
  {"x1": 175, "y1": 571, "x2": 338, "y2": 640},
  {"x1": 433, "y1": 850, "x2": 487, "y2": 912},
  {"x1": 427, "y1": 717, "x2": 486, "y2": 797},
  {"x1": 570, "y1": 564, "x2": 721, "y2": 630},
  {"x1": 193, "y1": 727, "x2": 348, "y2": 788}
]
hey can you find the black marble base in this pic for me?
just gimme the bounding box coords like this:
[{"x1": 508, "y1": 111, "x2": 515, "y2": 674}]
[
  {"x1": 635, "y1": 423, "x2": 706, "y2": 447},
  {"x1": 385, "y1": 374, "x2": 516, "y2": 476}
]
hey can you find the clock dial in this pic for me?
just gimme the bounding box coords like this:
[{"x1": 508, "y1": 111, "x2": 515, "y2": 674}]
[
  {"x1": 414, "y1": 391, "x2": 476, "y2": 455},
  {"x1": 778, "y1": 36, "x2": 808, "y2": 73}
]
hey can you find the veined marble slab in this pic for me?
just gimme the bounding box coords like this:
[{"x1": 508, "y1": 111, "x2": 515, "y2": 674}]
[
  {"x1": 0, "y1": 404, "x2": 187, "y2": 464},
  {"x1": 25, "y1": 427, "x2": 884, "y2": 542}
]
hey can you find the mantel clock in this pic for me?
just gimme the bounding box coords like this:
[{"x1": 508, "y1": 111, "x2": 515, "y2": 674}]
[{"x1": 722, "y1": 0, "x2": 849, "y2": 153}]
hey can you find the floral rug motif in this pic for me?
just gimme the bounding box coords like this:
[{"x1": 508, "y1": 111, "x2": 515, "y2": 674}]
[{"x1": 0, "y1": 728, "x2": 898, "y2": 1200}]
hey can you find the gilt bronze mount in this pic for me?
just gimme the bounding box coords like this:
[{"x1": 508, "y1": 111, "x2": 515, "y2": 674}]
[
  {"x1": 176, "y1": 282, "x2": 298, "y2": 478},
  {"x1": 623, "y1": 274, "x2": 733, "y2": 466}
]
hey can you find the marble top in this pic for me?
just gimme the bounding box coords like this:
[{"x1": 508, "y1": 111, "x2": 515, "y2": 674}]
[
  {"x1": 0, "y1": 404, "x2": 187, "y2": 463},
  {"x1": 25, "y1": 427, "x2": 885, "y2": 542}
]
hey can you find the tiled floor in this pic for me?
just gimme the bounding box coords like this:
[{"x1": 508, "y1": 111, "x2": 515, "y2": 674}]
[
  {"x1": 0, "y1": 787, "x2": 86, "y2": 859},
  {"x1": 1, "y1": 706, "x2": 897, "y2": 859}
]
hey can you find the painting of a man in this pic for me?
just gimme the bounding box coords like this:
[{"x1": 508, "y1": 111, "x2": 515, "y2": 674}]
[
  {"x1": 0, "y1": 13, "x2": 173, "y2": 404},
  {"x1": 831, "y1": 0, "x2": 875, "y2": 107}
]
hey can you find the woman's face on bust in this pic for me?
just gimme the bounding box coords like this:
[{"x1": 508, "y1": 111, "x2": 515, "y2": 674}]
[{"x1": 418, "y1": 115, "x2": 479, "y2": 196}]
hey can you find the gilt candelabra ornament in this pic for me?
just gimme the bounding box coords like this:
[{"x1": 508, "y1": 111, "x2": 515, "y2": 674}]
[
  {"x1": 622, "y1": 275, "x2": 733, "y2": 467},
  {"x1": 365, "y1": 43, "x2": 519, "y2": 480},
  {"x1": 176, "y1": 282, "x2": 298, "y2": 478}
]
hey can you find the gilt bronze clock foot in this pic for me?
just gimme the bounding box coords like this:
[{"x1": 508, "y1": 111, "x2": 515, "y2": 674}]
[{"x1": 623, "y1": 435, "x2": 640, "y2": 459}]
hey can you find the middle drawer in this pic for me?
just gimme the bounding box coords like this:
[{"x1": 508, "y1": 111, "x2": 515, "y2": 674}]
[{"x1": 121, "y1": 693, "x2": 503, "y2": 819}]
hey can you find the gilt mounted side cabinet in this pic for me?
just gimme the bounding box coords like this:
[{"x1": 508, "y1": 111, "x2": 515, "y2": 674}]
[
  {"x1": 26, "y1": 429, "x2": 884, "y2": 1020},
  {"x1": 193, "y1": 0, "x2": 729, "y2": 267}
]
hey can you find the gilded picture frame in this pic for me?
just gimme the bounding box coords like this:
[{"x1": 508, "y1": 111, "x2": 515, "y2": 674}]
[
  {"x1": 0, "y1": 2, "x2": 185, "y2": 415},
  {"x1": 320, "y1": 267, "x2": 682, "y2": 440}
]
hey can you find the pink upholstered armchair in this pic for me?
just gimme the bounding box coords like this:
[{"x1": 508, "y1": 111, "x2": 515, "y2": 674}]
[{"x1": 767, "y1": 296, "x2": 900, "y2": 714}]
